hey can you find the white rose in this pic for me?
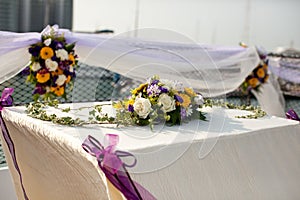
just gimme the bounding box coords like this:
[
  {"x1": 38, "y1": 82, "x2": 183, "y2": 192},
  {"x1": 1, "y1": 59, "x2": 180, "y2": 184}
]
[
  {"x1": 55, "y1": 49, "x2": 69, "y2": 60},
  {"x1": 31, "y1": 62, "x2": 41, "y2": 72},
  {"x1": 55, "y1": 74, "x2": 67, "y2": 86},
  {"x1": 194, "y1": 94, "x2": 204, "y2": 106},
  {"x1": 133, "y1": 98, "x2": 152, "y2": 119},
  {"x1": 158, "y1": 93, "x2": 176, "y2": 113},
  {"x1": 44, "y1": 38, "x2": 51, "y2": 46},
  {"x1": 45, "y1": 59, "x2": 58, "y2": 71}
]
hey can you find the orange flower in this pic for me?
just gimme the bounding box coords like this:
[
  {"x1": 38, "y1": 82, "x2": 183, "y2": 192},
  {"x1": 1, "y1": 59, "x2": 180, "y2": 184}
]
[
  {"x1": 184, "y1": 87, "x2": 196, "y2": 97},
  {"x1": 36, "y1": 71, "x2": 50, "y2": 83},
  {"x1": 248, "y1": 77, "x2": 259, "y2": 88},
  {"x1": 51, "y1": 67, "x2": 64, "y2": 76},
  {"x1": 264, "y1": 74, "x2": 269, "y2": 83},
  {"x1": 65, "y1": 75, "x2": 71, "y2": 84},
  {"x1": 50, "y1": 86, "x2": 65, "y2": 96},
  {"x1": 40, "y1": 47, "x2": 54, "y2": 60},
  {"x1": 256, "y1": 68, "x2": 265, "y2": 78},
  {"x1": 69, "y1": 54, "x2": 75, "y2": 65},
  {"x1": 178, "y1": 93, "x2": 191, "y2": 108},
  {"x1": 262, "y1": 63, "x2": 268, "y2": 70}
]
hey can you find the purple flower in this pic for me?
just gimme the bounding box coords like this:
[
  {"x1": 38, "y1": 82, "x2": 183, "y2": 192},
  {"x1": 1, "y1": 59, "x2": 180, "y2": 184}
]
[
  {"x1": 180, "y1": 107, "x2": 187, "y2": 119},
  {"x1": 33, "y1": 85, "x2": 46, "y2": 95},
  {"x1": 128, "y1": 104, "x2": 134, "y2": 112},
  {"x1": 21, "y1": 66, "x2": 30, "y2": 76},
  {"x1": 28, "y1": 46, "x2": 41, "y2": 57},
  {"x1": 51, "y1": 40, "x2": 63, "y2": 49},
  {"x1": 151, "y1": 80, "x2": 159, "y2": 85},
  {"x1": 160, "y1": 86, "x2": 168, "y2": 93},
  {"x1": 147, "y1": 84, "x2": 161, "y2": 96},
  {"x1": 174, "y1": 94, "x2": 183, "y2": 103}
]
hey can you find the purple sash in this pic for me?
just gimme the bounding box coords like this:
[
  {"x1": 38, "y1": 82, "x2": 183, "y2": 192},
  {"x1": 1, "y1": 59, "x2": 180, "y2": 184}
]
[
  {"x1": 82, "y1": 134, "x2": 156, "y2": 200},
  {"x1": 0, "y1": 88, "x2": 29, "y2": 200},
  {"x1": 286, "y1": 109, "x2": 300, "y2": 122}
]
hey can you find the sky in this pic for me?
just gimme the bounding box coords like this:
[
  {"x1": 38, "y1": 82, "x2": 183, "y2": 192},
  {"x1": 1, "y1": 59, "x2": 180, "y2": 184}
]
[{"x1": 73, "y1": 0, "x2": 300, "y2": 51}]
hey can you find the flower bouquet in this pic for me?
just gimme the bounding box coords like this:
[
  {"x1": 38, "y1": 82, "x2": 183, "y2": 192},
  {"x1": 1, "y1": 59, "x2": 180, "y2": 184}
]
[
  {"x1": 25, "y1": 25, "x2": 78, "y2": 101},
  {"x1": 113, "y1": 75, "x2": 206, "y2": 127}
]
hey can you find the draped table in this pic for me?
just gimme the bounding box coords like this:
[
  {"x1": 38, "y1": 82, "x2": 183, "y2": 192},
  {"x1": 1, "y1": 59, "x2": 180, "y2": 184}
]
[{"x1": 1, "y1": 102, "x2": 300, "y2": 200}]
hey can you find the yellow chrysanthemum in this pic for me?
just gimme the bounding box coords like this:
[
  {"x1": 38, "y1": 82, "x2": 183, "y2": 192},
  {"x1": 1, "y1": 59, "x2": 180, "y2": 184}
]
[
  {"x1": 184, "y1": 87, "x2": 196, "y2": 97},
  {"x1": 69, "y1": 54, "x2": 75, "y2": 65},
  {"x1": 256, "y1": 68, "x2": 265, "y2": 78},
  {"x1": 40, "y1": 47, "x2": 54, "y2": 60},
  {"x1": 36, "y1": 72, "x2": 50, "y2": 83},
  {"x1": 50, "y1": 86, "x2": 65, "y2": 96},
  {"x1": 113, "y1": 102, "x2": 123, "y2": 109},
  {"x1": 178, "y1": 93, "x2": 191, "y2": 108},
  {"x1": 131, "y1": 83, "x2": 148, "y2": 95},
  {"x1": 51, "y1": 67, "x2": 64, "y2": 76},
  {"x1": 248, "y1": 77, "x2": 259, "y2": 88}
]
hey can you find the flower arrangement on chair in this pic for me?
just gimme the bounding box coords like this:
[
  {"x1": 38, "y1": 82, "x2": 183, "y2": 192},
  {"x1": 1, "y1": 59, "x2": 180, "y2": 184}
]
[
  {"x1": 26, "y1": 25, "x2": 78, "y2": 101},
  {"x1": 113, "y1": 75, "x2": 206, "y2": 128}
]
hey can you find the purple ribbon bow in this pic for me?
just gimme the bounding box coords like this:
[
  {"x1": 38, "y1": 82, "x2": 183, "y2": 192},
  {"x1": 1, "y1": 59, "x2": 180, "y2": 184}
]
[
  {"x1": 0, "y1": 88, "x2": 29, "y2": 200},
  {"x1": 82, "y1": 134, "x2": 156, "y2": 200},
  {"x1": 286, "y1": 109, "x2": 300, "y2": 121},
  {"x1": 0, "y1": 88, "x2": 14, "y2": 111}
]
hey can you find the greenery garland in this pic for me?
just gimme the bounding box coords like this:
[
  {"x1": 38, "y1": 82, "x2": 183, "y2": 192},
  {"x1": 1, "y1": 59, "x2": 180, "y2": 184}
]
[{"x1": 25, "y1": 99, "x2": 266, "y2": 126}]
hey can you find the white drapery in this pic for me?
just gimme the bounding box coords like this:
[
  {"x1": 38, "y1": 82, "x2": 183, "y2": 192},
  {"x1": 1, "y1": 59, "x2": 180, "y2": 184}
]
[{"x1": 0, "y1": 26, "x2": 259, "y2": 97}]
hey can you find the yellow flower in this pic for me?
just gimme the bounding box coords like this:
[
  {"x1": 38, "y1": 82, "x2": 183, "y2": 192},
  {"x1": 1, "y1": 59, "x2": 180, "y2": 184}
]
[
  {"x1": 36, "y1": 71, "x2": 50, "y2": 83},
  {"x1": 50, "y1": 86, "x2": 65, "y2": 96},
  {"x1": 125, "y1": 99, "x2": 135, "y2": 108},
  {"x1": 248, "y1": 77, "x2": 259, "y2": 88},
  {"x1": 184, "y1": 87, "x2": 196, "y2": 97},
  {"x1": 113, "y1": 102, "x2": 123, "y2": 109},
  {"x1": 69, "y1": 54, "x2": 75, "y2": 65},
  {"x1": 40, "y1": 47, "x2": 54, "y2": 60},
  {"x1": 65, "y1": 75, "x2": 71, "y2": 84},
  {"x1": 256, "y1": 67, "x2": 265, "y2": 78},
  {"x1": 178, "y1": 93, "x2": 191, "y2": 108},
  {"x1": 131, "y1": 83, "x2": 148, "y2": 95}
]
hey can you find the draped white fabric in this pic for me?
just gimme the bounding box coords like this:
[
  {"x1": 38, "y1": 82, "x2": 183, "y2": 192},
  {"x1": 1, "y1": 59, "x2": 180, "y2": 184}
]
[
  {"x1": 0, "y1": 27, "x2": 259, "y2": 97},
  {"x1": 1, "y1": 104, "x2": 300, "y2": 199}
]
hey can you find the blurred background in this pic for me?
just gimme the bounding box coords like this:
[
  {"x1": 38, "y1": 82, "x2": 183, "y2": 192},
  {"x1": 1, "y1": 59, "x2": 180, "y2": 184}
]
[{"x1": 0, "y1": 0, "x2": 299, "y2": 51}]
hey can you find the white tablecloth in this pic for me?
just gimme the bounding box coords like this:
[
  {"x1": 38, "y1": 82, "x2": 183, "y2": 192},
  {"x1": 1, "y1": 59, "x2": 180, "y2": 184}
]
[{"x1": 1, "y1": 103, "x2": 300, "y2": 200}]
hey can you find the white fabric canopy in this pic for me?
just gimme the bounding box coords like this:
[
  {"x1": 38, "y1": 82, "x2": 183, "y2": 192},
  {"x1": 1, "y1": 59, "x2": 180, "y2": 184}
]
[{"x1": 0, "y1": 26, "x2": 259, "y2": 97}]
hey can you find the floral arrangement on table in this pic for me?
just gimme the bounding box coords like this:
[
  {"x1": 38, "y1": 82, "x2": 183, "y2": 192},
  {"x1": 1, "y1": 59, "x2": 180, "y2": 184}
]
[
  {"x1": 112, "y1": 75, "x2": 206, "y2": 127},
  {"x1": 25, "y1": 25, "x2": 78, "y2": 101},
  {"x1": 239, "y1": 43, "x2": 269, "y2": 93}
]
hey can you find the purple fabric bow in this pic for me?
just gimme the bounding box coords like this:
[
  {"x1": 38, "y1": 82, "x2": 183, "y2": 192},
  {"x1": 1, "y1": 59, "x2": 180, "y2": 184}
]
[
  {"x1": 82, "y1": 134, "x2": 156, "y2": 200},
  {"x1": 286, "y1": 109, "x2": 300, "y2": 121},
  {"x1": 0, "y1": 88, "x2": 29, "y2": 200},
  {"x1": 0, "y1": 88, "x2": 14, "y2": 111}
]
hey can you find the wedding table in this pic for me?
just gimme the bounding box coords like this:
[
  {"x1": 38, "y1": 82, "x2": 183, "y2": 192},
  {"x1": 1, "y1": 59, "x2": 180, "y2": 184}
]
[{"x1": 1, "y1": 102, "x2": 300, "y2": 200}]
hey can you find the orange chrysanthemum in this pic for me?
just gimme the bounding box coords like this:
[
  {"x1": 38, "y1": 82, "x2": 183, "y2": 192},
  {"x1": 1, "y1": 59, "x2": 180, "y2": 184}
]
[
  {"x1": 50, "y1": 86, "x2": 65, "y2": 96},
  {"x1": 178, "y1": 93, "x2": 191, "y2": 108},
  {"x1": 248, "y1": 77, "x2": 259, "y2": 88},
  {"x1": 184, "y1": 87, "x2": 196, "y2": 97},
  {"x1": 40, "y1": 47, "x2": 54, "y2": 60},
  {"x1": 256, "y1": 68, "x2": 265, "y2": 78},
  {"x1": 69, "y1": 54, "x2": 75, "y2": 65},
  {"x1": 65, "y1": 75, "x2": 71, "y2": 84},
  {"x1": 51, "y1": 67, "x2": 64, "y2": 76},
  {"x1": 36, "y1": 71, "x2": 50, "y2": 83}
]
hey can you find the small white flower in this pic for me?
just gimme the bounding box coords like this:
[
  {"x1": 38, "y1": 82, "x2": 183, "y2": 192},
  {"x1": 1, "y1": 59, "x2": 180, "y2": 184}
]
[
  {"x1": 133, "y1": 97, "x2": 152, "y2": 119},
  {"x1": 194, "y1": 94, "x2": 204, "y2": 106},
  {"x1": 43, "y1": 38, "x2": 51, "y2": 46},
  {"x1": 186, "y1": 105, "x2": 193, "y2": 117},
  {"x1": 31, "y1": 62, "x2": 41, "y2": 72},
  {"x1": 46, "y1": 86, "x2": 50, "y2": 93},
  {"x1": 158, "y1": 93, "x2": 176, "y2": 113},
  {"x1": 55, "y1": 74, "x2": 67, "y2": 86},
  {"x1": 45, "y1": 59, "x2": 58, "y2": 71},
  {"x1": 55, "y1": 49, "x2": 69, "y2": 60},
  {"x1": 69, "y1": 66, "x2": 74, "y2": 73}
]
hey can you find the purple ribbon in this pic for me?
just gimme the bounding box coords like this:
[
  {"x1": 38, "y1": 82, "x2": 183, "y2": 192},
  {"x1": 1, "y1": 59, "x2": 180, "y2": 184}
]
[
  {"x1": 82, "y1": 134, "x2": 156, "y2": 200},
  {"x1": 286, "y1": 109, "x2": 300, "y2": 121},
  {"x1": 0, "y1": 88, "x2": 29, "y2": 200}
]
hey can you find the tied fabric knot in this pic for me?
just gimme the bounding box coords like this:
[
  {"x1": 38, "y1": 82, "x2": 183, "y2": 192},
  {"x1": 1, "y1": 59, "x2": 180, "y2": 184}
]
[
  {"x1": 0, "y1": 88, "x2": 14, "y2": 110},
  {"x1": 0, "y1": 88, "x2": 29, "y2": 200},
  {"x1": 82, "y1": 134, "x2": 156, "y2": 200},
  {"x1": 286, "y1": 109, "x2": 300, "y2": 121}
]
